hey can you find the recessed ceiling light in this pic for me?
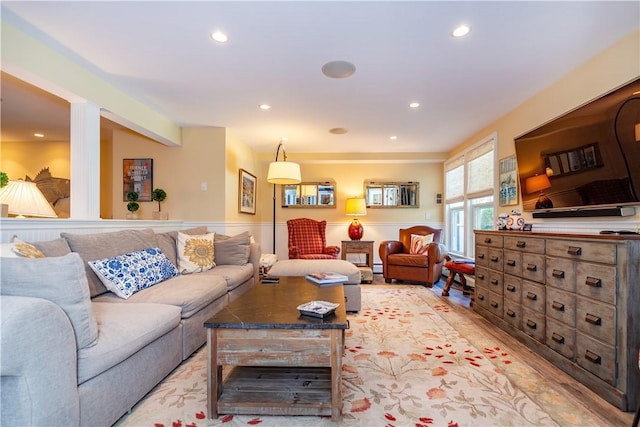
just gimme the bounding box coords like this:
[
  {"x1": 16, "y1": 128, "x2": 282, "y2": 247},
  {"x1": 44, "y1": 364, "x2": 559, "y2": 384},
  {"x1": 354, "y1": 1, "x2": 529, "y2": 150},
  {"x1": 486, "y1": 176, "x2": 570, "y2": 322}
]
[
  {"x1": 452, "y1": 24, "x2": 470, "y2": 38},
  {"x1": 259, "y1": 104, "x2": 271, "y2": 110},
  {"x1": 329, "y1": 128, "x2": 348, "y2": 135},
  {"x1": 390, "y1": 135, "x2": 398, "y2": 140},
  {"x1": 409, "y1": 102, "x2": 420, "y2": 108},
  {"x1": 210, "y1": 31, "x2": 228, "y2": 43},
  {"x1": 322, "y1": 61, "x2": 356, "y2": 79},
  {"x1": 33, "y1": 133, "x2": 44, "y2": 138}
]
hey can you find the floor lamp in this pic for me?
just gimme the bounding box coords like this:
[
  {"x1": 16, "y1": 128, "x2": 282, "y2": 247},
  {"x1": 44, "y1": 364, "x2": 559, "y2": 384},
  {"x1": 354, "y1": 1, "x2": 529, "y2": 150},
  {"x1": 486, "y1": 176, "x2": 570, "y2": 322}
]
[{"x1": 267, "y1": 141, "x2": 301, "y2": 254}]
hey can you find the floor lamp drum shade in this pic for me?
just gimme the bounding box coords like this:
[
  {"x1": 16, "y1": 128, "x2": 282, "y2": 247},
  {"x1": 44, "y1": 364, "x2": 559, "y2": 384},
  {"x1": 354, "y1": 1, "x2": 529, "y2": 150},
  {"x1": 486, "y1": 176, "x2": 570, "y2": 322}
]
[
  {"x1": 0, "y1": 180, "x2": 57, "y2": 218},
  {"x1": 267, "y1": 161, "x2": 301, "y2": 185},
  {"x1": 345, "y1": 197, "x2": 366, "y2": 240}
]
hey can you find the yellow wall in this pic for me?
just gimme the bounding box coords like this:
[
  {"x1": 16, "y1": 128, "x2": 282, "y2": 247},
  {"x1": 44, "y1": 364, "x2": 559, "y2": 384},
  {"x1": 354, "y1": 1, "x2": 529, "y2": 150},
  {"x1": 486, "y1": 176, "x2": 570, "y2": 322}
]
[
  {"x1": 448, "y1": 29, "x2": 640, "y2": 220},
  {"x1": 0, "y1": 140, "x2": 70, "y2": 181},
  {"x1": 224, "y1": 131, "x2": 261, "y2": 223}
]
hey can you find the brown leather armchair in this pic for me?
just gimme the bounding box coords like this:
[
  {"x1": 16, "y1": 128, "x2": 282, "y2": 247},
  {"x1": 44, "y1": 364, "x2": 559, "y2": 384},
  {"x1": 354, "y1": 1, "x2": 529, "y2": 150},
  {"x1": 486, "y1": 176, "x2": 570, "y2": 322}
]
[{"x1": 379, "y1": 225, "x2": 448, "y2": 286}]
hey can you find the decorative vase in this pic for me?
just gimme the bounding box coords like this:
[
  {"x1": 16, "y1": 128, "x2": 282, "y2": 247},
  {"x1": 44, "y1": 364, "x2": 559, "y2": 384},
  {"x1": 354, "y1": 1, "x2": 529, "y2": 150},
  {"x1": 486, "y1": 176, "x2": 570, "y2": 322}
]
[
  {"x1": 126, "y1": 212, "x2": 139, "y2": 220},
  {"x1": 152, "y1": 211, "x2": 168, "y2": 220}
]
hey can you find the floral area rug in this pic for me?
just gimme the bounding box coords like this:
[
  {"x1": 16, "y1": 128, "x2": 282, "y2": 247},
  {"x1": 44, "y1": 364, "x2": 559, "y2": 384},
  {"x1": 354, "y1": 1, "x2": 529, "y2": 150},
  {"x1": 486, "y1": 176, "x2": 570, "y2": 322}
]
[{"x1": 115, "y1": 285, "x2": 607, "y2": 427}]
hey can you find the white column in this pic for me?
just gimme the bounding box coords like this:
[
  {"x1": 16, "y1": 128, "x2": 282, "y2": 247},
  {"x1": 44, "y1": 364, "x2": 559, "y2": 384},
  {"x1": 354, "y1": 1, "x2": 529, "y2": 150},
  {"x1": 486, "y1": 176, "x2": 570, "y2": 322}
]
[{"x1": 70, "y1": 102, "x2": 101, "y2": 219}]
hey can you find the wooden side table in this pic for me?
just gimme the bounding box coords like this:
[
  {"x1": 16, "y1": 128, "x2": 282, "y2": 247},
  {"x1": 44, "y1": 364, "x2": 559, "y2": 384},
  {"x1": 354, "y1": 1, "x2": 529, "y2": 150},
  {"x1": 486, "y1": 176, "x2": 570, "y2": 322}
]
[{"x1": 341, "y1": 240, "x2": 374, "y2": 269}]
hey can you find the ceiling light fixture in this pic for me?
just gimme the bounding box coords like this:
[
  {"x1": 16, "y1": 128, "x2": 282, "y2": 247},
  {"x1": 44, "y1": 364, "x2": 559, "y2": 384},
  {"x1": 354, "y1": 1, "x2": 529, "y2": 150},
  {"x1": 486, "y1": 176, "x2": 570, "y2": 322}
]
[
  {"x1": 259, "y1": 104, "x2": 271, "y2": 110},
  {"x1": 452, "y1": 24, "x2": 471, "y2": 38},
  {"x1": 210, "y1": 31, "x2": 228, "y2": 43},
  {"x1": 390, "y1": 136, "x2": 398, "y2": 140},
  {"x1": 33, "y1": 133, "x2": 44, "y2": 138},
  {"x1": 409, "y1": 102, "x2": 420, "y2": 108},
  {"x1": 329, "y1": 128, "x2": 348, "y2": 135},
  {"x1": 322, "y1": 61, "x2": 356, "y2": 79}
]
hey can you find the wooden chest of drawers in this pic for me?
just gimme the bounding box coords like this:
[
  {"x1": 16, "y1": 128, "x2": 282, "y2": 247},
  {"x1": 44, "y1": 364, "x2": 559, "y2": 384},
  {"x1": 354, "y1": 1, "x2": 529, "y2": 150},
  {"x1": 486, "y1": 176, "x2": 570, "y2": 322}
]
[{"x1": 474, "y1": 230, "x2": 640, "y2": 412}]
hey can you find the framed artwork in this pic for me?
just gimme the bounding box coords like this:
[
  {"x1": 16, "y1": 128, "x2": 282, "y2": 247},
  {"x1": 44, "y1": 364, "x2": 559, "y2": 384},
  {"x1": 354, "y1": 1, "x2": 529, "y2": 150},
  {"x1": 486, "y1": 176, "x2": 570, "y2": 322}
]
[
  {"x1": 499, "y1": 155, "x2": 518, "y2": 206},
  {"x1": 123, "y1": 158, "x2": 153, "y2": 201},
  {"x1": 238, "y1": 168, "x2": 257, "y2": 214}
]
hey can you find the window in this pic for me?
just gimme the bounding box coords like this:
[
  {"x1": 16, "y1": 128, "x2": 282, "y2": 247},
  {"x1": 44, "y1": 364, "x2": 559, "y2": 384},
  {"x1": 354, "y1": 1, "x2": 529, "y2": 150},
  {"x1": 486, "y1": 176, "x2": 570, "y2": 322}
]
[{"x1": 444, "y1": 134, "x2": 496, "y2": 258}]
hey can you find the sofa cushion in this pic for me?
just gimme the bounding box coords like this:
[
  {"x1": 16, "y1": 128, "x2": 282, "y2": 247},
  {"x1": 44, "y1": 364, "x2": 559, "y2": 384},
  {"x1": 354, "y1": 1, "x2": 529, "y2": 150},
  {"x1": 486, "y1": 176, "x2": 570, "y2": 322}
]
[
  {"x1": 92, "y1": 272, "x2": 229, "y2": 319},
  {"x1": 77, "y1": 302, "x2": 181, "y2": 384},
  {"x1": 156, "y1": 226, "x2": 208, "y2": 267},
  {"x1": 214, "y1": 232, "x2": 251, "y2": 265},
  {"x1": 268, "y1": 259, "x2": 361, "y2": 285},
  {"x1": 0, "y1": 253, "x2": 98, "y2": 350},
  {"x1": 206, "y1": 264, "x2": 254, "y2": 291},
  {"x1": 410, "y1": 233, "x2": 433, "y2": 255},
  {"x1": 88, "y1": 248, "x2": 179, "y2": 299},
  {"x1": 62, "y1": 229, "x2": 159, "y2": 297},
  {"x1": 177, "y1": 231, "x2": 215, "y2": 274}
]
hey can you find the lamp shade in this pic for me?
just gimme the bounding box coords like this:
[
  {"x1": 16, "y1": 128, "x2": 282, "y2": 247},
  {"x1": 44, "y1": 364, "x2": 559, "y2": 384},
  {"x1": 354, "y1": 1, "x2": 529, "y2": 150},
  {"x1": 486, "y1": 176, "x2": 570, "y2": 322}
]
[
  {"x1": 345, "y1": 197, "x2": 367, "y2": 216},
  {"x1": 267, "y1": 161, "x2": 302, "y2": 184},
  {"x1": 525, "y1": 174, "x2": 551, "y2": 194},
  {"x1": 0, "y1": 180, "x2": 57, "y2": 218}
]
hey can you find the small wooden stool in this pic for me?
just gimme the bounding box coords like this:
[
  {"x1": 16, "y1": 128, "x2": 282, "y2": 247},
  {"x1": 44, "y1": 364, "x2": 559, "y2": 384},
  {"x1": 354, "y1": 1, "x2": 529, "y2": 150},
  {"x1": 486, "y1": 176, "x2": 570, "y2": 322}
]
[{"x1": 442, "y1": 259, "x2": 475, "y2": 299}]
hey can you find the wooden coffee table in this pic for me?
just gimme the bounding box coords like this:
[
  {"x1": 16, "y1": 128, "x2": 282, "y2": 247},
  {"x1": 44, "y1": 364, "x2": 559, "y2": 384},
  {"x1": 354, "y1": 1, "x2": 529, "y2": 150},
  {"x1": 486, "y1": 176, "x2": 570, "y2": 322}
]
[{"x1": 204, "y1": 276, "x2": 348, "y2": 421}]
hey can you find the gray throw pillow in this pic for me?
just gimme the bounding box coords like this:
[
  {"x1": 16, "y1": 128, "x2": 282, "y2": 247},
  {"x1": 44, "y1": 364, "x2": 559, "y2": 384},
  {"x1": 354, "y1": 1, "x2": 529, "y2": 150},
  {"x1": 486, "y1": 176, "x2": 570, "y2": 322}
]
[
  {"x1": 32, "y1": 237, "x2": 72, "y2": 257},
  {"x1": 0, "y1": 253, "x2": 98, "y2": 349},
  {"x1": 62, "y1": 229, "x2": 158, "y2": 297},
  {"x1": 214, "y1": 231, "x2": 251, "y2": 265}
]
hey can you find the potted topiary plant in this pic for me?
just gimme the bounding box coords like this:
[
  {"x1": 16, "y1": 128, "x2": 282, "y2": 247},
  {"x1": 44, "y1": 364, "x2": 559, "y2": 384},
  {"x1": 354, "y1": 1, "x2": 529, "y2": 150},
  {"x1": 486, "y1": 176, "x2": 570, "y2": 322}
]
[
  {"x1": 126, "y1": 191, "x2": 140, "y2": 219},
  {"x1": 151, "y1": 188, "x2": 168, "y2": 220},
  {"x1": 0, "y1": 172, "x2": 8, "y2": 217}
]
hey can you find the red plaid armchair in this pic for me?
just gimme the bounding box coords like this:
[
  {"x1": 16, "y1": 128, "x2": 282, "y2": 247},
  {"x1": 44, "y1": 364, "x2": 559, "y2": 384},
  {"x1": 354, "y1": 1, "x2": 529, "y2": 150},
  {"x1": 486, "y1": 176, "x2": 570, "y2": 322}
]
[{"x1": 286, "y1": 218, "x2": 340, "y2": 259}]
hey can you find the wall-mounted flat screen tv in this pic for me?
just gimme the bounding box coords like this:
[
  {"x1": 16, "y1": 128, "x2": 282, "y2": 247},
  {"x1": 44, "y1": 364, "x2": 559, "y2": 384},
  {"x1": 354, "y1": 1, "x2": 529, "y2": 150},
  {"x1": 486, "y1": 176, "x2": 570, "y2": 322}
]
[{"x1": 514, "y1": 78, "x2": 640, "y2": 215}]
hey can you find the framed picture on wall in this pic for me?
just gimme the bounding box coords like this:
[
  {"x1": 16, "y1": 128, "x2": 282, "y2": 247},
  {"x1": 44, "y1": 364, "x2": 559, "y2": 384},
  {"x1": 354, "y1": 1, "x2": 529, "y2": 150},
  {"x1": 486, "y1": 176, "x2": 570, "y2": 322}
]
[
  {"x1": 499, "y1": 155, "x2": 518, "y2": 206},
  {"x1": 123, "y1": 158, "x2": 153, "y2": 201},
  {"x1": 239, "y1": 168, "x2": 257, "y2": 215}
]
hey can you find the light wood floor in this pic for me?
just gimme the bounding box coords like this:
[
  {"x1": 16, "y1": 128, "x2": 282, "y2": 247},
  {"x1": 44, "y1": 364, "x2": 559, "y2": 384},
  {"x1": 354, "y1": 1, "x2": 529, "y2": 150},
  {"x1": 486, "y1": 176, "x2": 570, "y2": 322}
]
[{"x1": 370, "y1": 273, "x2": 635, "y2": 427}]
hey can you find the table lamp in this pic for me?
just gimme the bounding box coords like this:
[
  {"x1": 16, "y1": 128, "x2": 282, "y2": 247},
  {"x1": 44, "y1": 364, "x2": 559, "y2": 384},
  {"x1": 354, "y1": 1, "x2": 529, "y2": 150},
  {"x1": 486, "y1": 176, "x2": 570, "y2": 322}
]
[
  {"x1": 0, "y1": 180, "x2": 58, "y2": 218},
  {"x1": 525, "y1": 174, "x2": 553, "y2": 209},
  {"x1": 345, "y1": 197, "x2": 366, "y2": 240}
]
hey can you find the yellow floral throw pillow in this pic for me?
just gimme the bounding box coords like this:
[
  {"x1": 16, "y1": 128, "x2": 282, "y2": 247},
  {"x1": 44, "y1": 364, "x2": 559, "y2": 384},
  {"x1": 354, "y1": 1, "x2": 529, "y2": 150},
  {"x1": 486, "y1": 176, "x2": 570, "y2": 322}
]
[
  {"x1": 177, "y1": 231, "x2": 215, "y2": 274},
  {"x1": 11, "y1": 236, "x2": 46, "y2": 258}
]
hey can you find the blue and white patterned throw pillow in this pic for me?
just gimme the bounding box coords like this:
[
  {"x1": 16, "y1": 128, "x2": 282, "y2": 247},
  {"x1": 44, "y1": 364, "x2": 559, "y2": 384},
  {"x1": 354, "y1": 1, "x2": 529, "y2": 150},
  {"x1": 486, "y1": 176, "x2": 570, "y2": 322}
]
[{"x1": 88, "y1": 247, "x2": 179, "y2": 299}]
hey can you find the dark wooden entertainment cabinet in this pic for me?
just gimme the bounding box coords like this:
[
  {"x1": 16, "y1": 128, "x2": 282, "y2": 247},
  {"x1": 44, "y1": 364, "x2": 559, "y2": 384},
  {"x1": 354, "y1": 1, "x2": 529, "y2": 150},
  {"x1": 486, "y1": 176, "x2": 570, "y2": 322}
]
[{"x1": 473, "y1": 230, "x2": 639, "y2": 411}]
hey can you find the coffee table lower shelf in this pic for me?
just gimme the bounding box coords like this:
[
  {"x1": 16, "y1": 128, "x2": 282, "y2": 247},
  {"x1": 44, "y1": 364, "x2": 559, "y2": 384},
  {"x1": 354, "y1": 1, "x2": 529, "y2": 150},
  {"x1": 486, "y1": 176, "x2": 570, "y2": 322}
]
[{"x1": 218, "y1": 366, "x2": 333, "y2": 417}]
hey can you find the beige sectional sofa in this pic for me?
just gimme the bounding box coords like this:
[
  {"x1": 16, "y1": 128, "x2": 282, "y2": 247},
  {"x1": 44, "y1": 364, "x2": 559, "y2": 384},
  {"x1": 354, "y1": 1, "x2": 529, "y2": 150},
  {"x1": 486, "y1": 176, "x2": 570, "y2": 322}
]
[{"x1": 0, "y1": 226, "x2": 259, "y2": 427}]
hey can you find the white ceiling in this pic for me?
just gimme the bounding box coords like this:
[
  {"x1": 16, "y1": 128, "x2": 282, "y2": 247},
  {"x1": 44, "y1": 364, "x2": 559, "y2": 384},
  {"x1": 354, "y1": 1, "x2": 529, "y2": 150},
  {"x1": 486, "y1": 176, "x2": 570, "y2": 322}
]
[{"x1": 1, "y1": 1, "x2": 639, "y2": 155}]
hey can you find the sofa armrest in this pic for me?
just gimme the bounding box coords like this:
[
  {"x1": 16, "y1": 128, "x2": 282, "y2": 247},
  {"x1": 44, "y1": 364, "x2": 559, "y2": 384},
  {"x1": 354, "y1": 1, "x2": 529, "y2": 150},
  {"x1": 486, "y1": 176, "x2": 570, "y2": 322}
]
[
  {"x1": 249, "y1": 242, "x2": 261, "y2": 283},
  {"x1": 1, "y1": 296, "x2": 80, "y2": 426},
  {"x1": 427, "y1": 242, "x2": 448, "y2": 264},
  {"x1": 324, "y1": 245, "x2": 340, "y2": 257}
]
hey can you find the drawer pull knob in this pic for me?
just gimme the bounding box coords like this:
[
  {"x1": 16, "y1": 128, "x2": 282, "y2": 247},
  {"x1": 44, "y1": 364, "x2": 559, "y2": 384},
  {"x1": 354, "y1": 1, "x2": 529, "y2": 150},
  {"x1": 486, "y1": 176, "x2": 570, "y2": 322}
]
[
  {"x1": 491, "y1": 279, "x2": 499, "y2": 285},
  {"x1": 516, "y1": 241, "x2": 526, "y2": 248},
  {"x1": 552, "y1": 270, "x2": 565, "y2": 279},
  {"x1": 490, "y1": 301, "x2": 499, "y2": 308},
  {"x1": 567, "y1": 246, "x2": 582, "y2": 256},
  {"x1": 526, "y1": 319, "x2": 537, "y2": 329},
  {"x1": 507, "y1": 309, "x2": 516, "y2": 318},
  {"x1": 484, "y1": 238, "x2": 492, "y2": 244},
  {"x1": 477, "y1": 254, "x2": 485, "y2": 259},
  {"x1": 585, "y1": 277, "x2": 602, "y2": 288},
  {"x1": 552, "y1": 301, "x2": 565, "y2": 311},
  {"x1": 477, "y1": 294, "x2": 485, "y2": 301},
  {"x1": 526, "y1": 292, "x2": 537, "y2": 301},
  {"x1": 526, "y1": 264, "x2": 537, "y2": 272},
  {"x1": 477, "y1": 274, "x2": 485, "y2": 280},
  {"x1": 551, "y1": 333, "x2": 565, "y2": 344},
  {"x1": 507, "y1": 260, "x2": 516, "y2": 266},
  {"x1": 585, "y1": 313, "x2": 602, "y2": 326},
  {"x1": 491, "y1": 256, "x2": 499, "y2": 263},
  {"x1": 506, "y1": 284, "x2": 516, "y2": 292},
  {"x1": 584, "y1": 350, "x2": 602, "y2": 365}
]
